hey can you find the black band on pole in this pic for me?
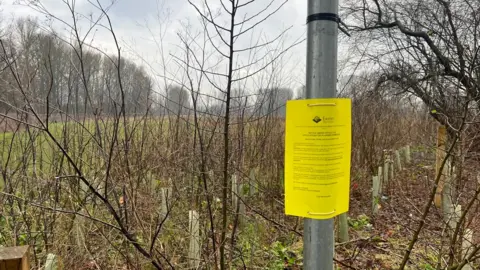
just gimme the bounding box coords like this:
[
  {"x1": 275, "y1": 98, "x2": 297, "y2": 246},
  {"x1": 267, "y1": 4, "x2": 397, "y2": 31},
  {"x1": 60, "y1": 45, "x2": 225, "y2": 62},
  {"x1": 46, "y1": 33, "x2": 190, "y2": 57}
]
[{"x1": 306, "y1": 13, "x2": 340, "y2": 23}]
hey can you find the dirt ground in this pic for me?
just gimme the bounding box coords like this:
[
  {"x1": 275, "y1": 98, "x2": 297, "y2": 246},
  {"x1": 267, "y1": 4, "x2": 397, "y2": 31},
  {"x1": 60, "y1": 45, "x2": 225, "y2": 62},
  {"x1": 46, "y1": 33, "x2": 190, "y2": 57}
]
[{"x1": 334, "y1": 151, "x2": 480, "y2": 269}]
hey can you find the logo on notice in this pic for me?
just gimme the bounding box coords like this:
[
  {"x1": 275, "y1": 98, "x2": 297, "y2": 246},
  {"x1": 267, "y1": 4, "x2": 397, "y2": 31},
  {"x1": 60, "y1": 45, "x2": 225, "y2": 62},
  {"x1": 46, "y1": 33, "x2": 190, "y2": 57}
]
[{"x1": 313, "y1": 116, "x2": 322, "y2": 123}]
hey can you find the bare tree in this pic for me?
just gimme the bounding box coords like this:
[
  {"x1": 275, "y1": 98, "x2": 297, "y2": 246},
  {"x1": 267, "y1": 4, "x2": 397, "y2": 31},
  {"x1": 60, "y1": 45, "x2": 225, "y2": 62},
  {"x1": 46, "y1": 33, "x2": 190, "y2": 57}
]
[
  {"x1": 169, "y1": 0, "x2": 303, "y2": 268},
  {"x1": 255, "y1": 87, "x2": 293, "y2": 117},
  {"x1": 343, "y1": 0, "x2": 480, "y2": 268},
  {"x1": 165, "y1": 85, "x2": 190, "y2": 116},
  {"x1": 343, "y1": 0, "x2": 479, "y2": 131}
]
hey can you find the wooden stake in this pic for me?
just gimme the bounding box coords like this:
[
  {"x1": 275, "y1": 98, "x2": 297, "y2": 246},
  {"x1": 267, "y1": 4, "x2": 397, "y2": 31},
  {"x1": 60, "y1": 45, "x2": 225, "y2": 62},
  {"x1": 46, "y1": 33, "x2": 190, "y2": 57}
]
[
  {"x1": 0, "y1": 246, "x2": 30, "y2": 270},
  {"x1": 435, "y1": 125, "x2": 447, "y2": 208}
]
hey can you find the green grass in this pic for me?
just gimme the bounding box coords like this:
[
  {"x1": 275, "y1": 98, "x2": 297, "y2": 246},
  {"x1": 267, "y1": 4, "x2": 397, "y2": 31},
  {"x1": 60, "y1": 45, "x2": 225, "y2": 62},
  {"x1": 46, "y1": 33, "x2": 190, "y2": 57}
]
[
  {"x1": 1, "y1": 120, "x2": 107, "y2": 176},
  {"x1": 0, "y1": 116, "x2": 175, "y2": 176}
]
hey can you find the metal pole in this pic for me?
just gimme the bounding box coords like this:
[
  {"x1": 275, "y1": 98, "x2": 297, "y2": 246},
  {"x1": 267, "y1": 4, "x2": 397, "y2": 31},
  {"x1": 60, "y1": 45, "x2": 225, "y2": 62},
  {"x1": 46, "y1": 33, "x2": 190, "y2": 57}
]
[{"x1": 304, "y1": 0, "x2": 338, "y2": 269}]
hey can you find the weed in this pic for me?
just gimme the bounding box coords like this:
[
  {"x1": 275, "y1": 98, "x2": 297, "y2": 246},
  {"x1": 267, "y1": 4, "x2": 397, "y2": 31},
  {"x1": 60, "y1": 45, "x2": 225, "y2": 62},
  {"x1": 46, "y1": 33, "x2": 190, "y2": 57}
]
[{"x1": 348, "y1": 214, "x2": 371, "y2": 230}]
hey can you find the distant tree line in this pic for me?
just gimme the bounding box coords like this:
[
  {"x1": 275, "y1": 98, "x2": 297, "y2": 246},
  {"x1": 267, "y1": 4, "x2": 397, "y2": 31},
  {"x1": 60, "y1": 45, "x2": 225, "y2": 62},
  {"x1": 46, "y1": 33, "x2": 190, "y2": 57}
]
[
  {"x1": 0, "y1": 18, "x2": 296, "y2": 119},
  {"x1": 0, "y1": 18, "x2": 153, "y2": 117},
  {"x1": 163, "y1": 86, "x2": 294, "y2": 117}
]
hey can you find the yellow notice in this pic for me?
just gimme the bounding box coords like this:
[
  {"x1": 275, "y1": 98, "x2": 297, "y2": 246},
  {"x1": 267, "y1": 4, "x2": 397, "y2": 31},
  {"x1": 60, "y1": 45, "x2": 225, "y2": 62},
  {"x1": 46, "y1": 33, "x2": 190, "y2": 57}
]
[{"x1": 284, "y1": 98, "x2": 351, "y2": 219}]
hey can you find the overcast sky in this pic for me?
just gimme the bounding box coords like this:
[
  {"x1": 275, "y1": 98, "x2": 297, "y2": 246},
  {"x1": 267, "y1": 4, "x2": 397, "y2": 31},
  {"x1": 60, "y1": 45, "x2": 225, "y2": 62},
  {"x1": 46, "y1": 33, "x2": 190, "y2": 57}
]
[{"x1": 1, "y1": 0, "x2": 355, "y2": 97}]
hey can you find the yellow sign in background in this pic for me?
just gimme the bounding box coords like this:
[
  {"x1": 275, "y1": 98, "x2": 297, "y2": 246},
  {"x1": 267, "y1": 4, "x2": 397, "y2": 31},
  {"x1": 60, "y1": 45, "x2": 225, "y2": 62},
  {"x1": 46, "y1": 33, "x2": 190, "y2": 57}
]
[{"x1": 284, "y1": 98, "x2": 351, "y2": 219}]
